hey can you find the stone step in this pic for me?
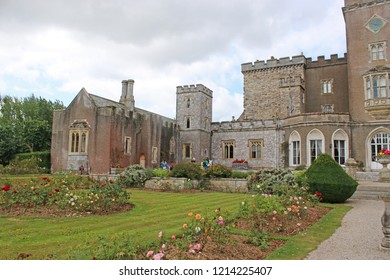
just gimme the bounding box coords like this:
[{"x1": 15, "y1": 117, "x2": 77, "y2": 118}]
[{"x1": 350, "y1": 181, "x2": 390, "y2": 200}]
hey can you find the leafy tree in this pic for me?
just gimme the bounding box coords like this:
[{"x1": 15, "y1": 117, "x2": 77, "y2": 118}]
[{"x1": 0, "y1": 94, "x2": 64, "y2": 165}]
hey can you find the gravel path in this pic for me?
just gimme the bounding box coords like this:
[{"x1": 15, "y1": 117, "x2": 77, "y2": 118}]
[{"x1": 305, "y1": 199, "x2": 390, "y2": 260}]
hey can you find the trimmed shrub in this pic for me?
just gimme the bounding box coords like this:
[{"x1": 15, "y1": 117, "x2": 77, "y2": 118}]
[
  {"x1": 204, "y1": 164, "x2": 232, "y2": 178},
  {"x1": 304, "y1": 153, "x2": 357, "y2": 203},
  {"x1": 231, "y1": 170, "x2": 254, "y2": 179},
  {"x1": 117, "y1": 165, "x2": 151, "y2": 188},
  {"x1": 171, "y1": 162, "x2": 203, "y2": 180}
]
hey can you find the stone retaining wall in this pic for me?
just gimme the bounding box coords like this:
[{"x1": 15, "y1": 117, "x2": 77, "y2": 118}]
[
  {"x1": 89, "y1": 175, "x2": 250, "y2": 193},
  {"x1": 145, "y1": 177, "x2": 249, "y2": 193}
]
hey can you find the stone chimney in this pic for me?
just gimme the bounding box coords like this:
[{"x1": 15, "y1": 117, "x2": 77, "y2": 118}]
[{"x1": 120, "y1": 79, "x2": 135, "y2": 111}]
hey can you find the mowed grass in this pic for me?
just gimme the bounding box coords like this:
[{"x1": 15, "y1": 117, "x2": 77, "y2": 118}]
[{"x1": 0, "y1": 190, "x2": 249, "y2": 260}]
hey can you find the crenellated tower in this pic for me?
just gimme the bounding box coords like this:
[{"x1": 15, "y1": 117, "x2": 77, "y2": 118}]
[
  {"x1": 240, "y1": 55, "x2": 306, "y2": 121},
  {"x1": 176, "y1": 84, "x2": 213, "y2": 162}
]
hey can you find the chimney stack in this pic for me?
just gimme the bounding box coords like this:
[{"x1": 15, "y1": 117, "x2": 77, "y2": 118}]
[{"x1": 120, "y1": 79, "x2": 135, "y2": 111}]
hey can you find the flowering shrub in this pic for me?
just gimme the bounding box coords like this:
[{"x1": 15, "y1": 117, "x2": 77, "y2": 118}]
[
  {"x1": 249, "y1": 168, "x2": 296, "y2": 193},
  {"x1": 182, "y1": 209, "x2": 231, "y2": 246},
  {"x1": 232, "y1": 159, "x2": 247, "y2": 163},
  {"x1": 117, "y1": 164, "x2": 151, "y2": 188},
  {"x1": 0, "y1": 176, "x2": 130, "y2": 214}
]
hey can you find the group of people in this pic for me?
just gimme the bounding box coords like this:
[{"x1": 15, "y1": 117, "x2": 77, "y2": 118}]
[
  {"x1": 201, "y1": 157, "x2": 212, "y2": 170},
  {"x1": 160, "y1": 157, "x2": 213, "y2": 171},
  {"x1": 160, "y1": 160, "x2": 173, "y2": 171}
]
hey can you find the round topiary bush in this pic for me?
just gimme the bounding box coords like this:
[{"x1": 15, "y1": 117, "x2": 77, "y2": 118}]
[
  {"x1": 204, "y1": 164, "x2": 232, "y2": 178},
  {"x1": 171, "y1": 162, "x2": 203, "y2": 180},
  {"x1": 304, "y1": 153, "x2": 358, "y2": 203}
]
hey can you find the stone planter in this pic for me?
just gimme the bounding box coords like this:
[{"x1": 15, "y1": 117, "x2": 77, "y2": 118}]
[
  {"x1": 110, "y1": 168, "x2": 125, "y2": 174},
  {"x1": 377, "y1": 156, "x2": 390, "y2": 181},
  {"x1": 232, "y1": 162, "x2": 248, "y2": 170},
  {"x1": 381, "y1": 194, "x2": 390, "y2": 250}
]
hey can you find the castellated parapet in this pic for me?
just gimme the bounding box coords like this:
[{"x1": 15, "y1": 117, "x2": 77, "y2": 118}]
[
  {"x1": 306, "y1": 53, "x2": 347, "y2": 68},
  {"x1": 176, "y1": 84, "x2": 213, "y2": 98},
  {"x1": 241, "y1": 55, "x2": 306, "y2": 73}
]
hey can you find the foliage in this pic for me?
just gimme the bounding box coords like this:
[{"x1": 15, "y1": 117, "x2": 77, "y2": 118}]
[
  {"x1": 0, "y1": 176, "x2": 130, "y2": 213},
  {"x1": 16, "y1": 152, "x2": 51, "y2": 170},
  {"x1": 204, "y1": 164, "x2": 232, "y2": 178},
  {"x1": 0, "y1": 156, "x2": 49, "y2": 175},
  {"x1": 238, "y1": 191, "x2": 318, "y2": 238},
  {"x1": 0, "y1": 94, "x2": 64, "y2": 165},
  {"x1": 171, "y1": 162, "x2": 204, "y2": 180},
  {"x1": 0, "y1": 187, "x2": 339, "y2": 260},
  {"x1": 303, "y1": 153, "x2": 358, "y2": 203},
  {"x1": 249, "y1": 168, "x2": 296, "y2": 193},
  {"x1": 231, "y1": 170, "x2": 254, "y2": 179},
  {"x1": 117, "y1": 164, "x2": 151, "y2": 188},
  {"x1": 152, "y1": 168, "x2": 170, "y2": 178}
]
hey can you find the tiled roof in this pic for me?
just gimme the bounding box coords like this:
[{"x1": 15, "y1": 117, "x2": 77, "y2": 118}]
[{"x1": 89, "y1": 94, "x2": 127, "y2": 110}]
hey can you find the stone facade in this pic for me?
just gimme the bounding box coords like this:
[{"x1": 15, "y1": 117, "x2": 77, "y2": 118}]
[
  {"x1": 176, "y1": 84, "x2": 212, "y2": 163},
  {"x1": 52, "y1": 0, "x2": 390, "y2": 174},
  {"x1": 51, "y1": 82, "x2": 179, "y2": 174}
]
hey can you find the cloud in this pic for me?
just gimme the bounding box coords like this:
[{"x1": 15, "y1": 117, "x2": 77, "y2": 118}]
[{"x1": 0, "y1": 0, "x2": 346, "y2": 121}]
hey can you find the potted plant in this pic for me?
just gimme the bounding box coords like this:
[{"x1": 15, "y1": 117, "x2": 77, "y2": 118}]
[
  {"x1": 110, "y1": 164, "x2": 125, "y2": 174},
  {"x1": 232, "y1": 159, "x2": 248, "y2": 170}
]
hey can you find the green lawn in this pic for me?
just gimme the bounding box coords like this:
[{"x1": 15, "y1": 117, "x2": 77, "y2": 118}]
[
  {"x1": 0, "y1": 189, "x2": 351, "y2": 260},
  {"x1": 0, "y1": 190, "x2": 249, "y2": 259}
]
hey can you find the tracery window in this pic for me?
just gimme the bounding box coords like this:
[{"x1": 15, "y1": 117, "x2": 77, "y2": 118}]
[
  {"x1": 222, "y1": 141, "x2": 235, "y2": 159},
  {"x1": 249, "y1": 140, "x2": 263, "y2": 159},
  {"x1": 69, "y1": 120, "x2": 90, "y2": 154}
]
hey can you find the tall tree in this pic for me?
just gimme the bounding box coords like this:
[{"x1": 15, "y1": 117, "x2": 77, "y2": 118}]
[{"x1": 0, "y1": 94, "x2": 65, "y2": 165}]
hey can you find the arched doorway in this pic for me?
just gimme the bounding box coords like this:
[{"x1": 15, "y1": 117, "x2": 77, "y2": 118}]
[{"x1": 139, "y1": 153, "x2": 146, "y2": 168}]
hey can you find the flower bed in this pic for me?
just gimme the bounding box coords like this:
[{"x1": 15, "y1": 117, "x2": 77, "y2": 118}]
[{"x1": 0, "y1": 175, "x2": 131, "y2": 216}]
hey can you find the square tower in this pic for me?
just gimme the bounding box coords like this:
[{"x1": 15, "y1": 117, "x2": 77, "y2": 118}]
[{"x1": 176, "y1": 84, "x2": 213, "y2": 162}]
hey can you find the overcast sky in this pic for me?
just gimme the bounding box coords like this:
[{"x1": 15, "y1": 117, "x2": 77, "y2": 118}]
[{"x1": 0, "y1": 0, "x2": 346, "y2": 122}]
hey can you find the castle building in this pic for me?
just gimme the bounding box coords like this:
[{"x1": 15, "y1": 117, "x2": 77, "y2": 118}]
[{"x1": 51, "y1": 0, "x2": 390, "y2": 174}]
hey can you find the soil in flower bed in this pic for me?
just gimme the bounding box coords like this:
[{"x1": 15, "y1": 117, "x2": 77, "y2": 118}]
[
  {"x1": 0, "y1": 203, "x2": 134, "y2": 217},
  {"x1": 162, "y1": 206, "x2": 332, "y2": 260},
  {"x1": 235, "y1": 206, "x2": 332, "y2": 236},
  {"x1": 165, "y1": 236, "x2": 286, "y2": 260}
]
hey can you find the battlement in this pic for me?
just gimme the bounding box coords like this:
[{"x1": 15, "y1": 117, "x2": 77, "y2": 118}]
[
  {"x1": 306, "y1": 53, "x2": 347, "y2": 68},
  {"x1": 241, "y1": 55, "x2": 306, "y2": 73},
  {"x1": 343, "y1": 0, "x2": 390, "y2": 13},
  {"x1": 176, "y1": 84, "x2": 213, "y2": 97}
]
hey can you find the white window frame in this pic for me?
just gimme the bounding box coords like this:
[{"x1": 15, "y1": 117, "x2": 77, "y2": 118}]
[{"x1": 307, "y1": 129, "x2": 325, "y2": 165}]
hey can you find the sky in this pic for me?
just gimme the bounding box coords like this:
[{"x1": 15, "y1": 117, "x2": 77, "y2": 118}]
[{"x1": 0, "y1": 0, "x2": 347, "y2": 122}]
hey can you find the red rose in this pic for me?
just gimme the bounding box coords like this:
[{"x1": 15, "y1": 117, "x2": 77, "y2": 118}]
[
  {"x1": 2, "y1": 185, "x2": 10, "y2": 191},
  {"x1": 54, "y1": 189, "x2": 60, "y2": 192}
]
